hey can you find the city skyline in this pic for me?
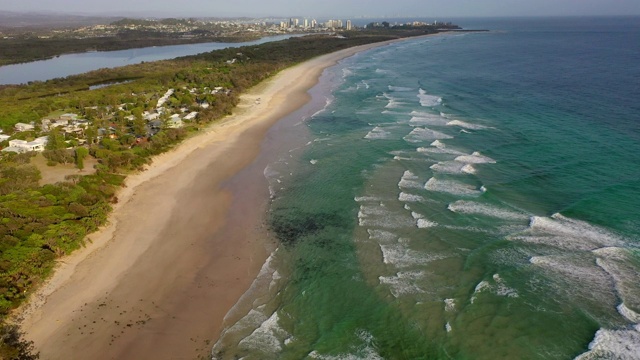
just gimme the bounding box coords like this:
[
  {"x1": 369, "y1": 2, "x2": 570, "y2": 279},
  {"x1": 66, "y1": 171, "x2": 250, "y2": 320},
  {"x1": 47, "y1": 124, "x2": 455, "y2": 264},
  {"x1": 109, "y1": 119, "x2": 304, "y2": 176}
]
[{"x1": 1, "y1": 0, "x2": 639, "y2": 18}]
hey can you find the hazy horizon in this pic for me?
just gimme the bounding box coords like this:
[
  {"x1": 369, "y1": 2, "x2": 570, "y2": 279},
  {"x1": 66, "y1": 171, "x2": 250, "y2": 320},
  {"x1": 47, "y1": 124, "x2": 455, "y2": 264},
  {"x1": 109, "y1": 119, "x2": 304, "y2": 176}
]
[{"x1": 1, "y1": 0, "x2": 639, "y2": 19}]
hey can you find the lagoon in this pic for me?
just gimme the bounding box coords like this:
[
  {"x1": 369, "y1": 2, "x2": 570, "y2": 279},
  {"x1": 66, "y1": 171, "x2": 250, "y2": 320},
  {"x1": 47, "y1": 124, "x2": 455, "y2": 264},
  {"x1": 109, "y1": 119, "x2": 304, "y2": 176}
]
[{"x1": 0, "y1": 34, "x2": 299, "y2": 85}]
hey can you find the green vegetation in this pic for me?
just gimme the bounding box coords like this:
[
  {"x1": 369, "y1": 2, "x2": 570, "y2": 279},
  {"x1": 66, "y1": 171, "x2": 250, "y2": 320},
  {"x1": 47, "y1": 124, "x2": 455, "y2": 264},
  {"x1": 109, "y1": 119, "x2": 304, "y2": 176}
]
[{"x1": 0, "y1": 30, "x2": 440, "y2": 358}]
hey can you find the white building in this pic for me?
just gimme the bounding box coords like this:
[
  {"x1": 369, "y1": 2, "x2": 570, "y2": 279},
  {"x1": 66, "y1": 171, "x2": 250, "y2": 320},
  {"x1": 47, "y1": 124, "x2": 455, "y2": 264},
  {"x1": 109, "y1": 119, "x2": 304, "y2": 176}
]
[
  {"x1": 167, "y1": 114, "x2": 183, "y2": 128},
  {"x1": 59, "y1": 113, "x2": 78, "y2": 121},
  {"x1": 14, "y1": 122, "x2": 35, "y2": 132},
  {"x1": 156, "y1": 89, "x2": 175, "y2": 108},
  {"x1": 183, "y1": 112, "x2": 198, "y2": 121},
  {"x1": 3, "y1": 136, "x2": 48, "y2": 153}
]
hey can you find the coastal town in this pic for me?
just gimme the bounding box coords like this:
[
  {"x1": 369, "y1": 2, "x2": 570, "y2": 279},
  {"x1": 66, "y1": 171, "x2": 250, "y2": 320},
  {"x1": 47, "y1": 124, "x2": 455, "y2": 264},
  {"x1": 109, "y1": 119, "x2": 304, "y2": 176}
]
[
  {"x1": 0, "y1": 14, "x2": 460, "y2": 66},
  {"x1": 1, "y1": 15, "x2": 449, "y2": 40},
  {"x1": 0, "y1": 85, "x2": 221, "y2": 153},
  {"x1": 0, "y1": 18, "x2": 460, "y2": 165}
]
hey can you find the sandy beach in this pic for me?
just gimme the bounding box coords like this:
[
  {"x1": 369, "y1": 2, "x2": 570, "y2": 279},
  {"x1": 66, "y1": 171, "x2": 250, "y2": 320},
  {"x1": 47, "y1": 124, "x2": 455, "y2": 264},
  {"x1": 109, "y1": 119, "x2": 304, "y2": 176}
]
[{"x1": 14, "y1": 38, "x2": 412, "y2": 359}]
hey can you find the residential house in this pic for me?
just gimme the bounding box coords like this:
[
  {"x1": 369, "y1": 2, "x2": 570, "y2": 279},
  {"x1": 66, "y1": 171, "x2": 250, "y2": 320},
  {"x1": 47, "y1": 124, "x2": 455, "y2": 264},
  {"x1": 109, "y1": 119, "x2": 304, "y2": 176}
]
[
  {"x1": 156, "y1": 89, "x2": 175, "y2": 108},
  {"x1": 183, "y1": 112, "x2": 198, "y2": 121},
  {"x1": 167, "y1": 114, "x2": 183, "y2": 128},
  {"x1": 41, "y1": 119, "x2": 69, "y2": 131},
  {"x1": 143, "y1": 111, "x2": 160, "y2": 121},
  {"x1": 2, "y1": 136, "x2": 48, "y2": 153},
  {"x1": 59, "y1": 113, "x2": 78, "y2": 121},
  {"x1": 14, "y1": 122, "x2": 35, "y2": 132}
]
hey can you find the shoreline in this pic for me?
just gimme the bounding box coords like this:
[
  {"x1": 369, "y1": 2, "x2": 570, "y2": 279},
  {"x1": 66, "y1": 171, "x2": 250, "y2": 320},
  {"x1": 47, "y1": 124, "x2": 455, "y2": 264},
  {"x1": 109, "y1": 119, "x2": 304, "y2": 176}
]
[{"x1": 16, "y1": 36, "x2": 425, "y2": 359}]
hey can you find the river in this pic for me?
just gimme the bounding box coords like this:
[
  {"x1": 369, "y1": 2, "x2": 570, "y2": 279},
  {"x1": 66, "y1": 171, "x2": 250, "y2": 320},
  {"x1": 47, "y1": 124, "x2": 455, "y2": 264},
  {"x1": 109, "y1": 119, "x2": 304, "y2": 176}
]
[{"x1": 0, "y1": 34, "x2": 300, "y2": 85}]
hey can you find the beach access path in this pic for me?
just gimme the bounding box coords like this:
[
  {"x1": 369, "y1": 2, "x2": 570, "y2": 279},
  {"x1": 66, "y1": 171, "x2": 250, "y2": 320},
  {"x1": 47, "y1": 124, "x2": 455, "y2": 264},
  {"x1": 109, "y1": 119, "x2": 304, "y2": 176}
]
[{"x1": 17, "y1": 37, "x2": 416, "y2": 359}]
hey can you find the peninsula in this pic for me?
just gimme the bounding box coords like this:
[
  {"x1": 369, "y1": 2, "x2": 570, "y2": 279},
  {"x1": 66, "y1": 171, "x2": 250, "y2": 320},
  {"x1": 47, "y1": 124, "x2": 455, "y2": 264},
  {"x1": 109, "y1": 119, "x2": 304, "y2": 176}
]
[{"x1": 0, "y1": 24, "x2": 464, "y2": 358}]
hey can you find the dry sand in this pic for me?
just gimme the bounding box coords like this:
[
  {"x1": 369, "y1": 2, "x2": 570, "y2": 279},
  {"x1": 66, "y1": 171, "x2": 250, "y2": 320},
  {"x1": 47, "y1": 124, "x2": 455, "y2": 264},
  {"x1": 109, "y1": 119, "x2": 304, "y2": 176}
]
[{"x1": 17, "y1": 38, "x2": 411, "y2": 359}]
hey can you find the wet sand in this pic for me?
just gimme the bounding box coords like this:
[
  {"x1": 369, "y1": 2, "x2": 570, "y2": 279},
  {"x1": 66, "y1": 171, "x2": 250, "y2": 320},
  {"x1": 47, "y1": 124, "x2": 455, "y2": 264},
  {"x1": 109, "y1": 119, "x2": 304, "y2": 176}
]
[{"x1": 17, "y1": 38, "x2": 413, "y2": 359}]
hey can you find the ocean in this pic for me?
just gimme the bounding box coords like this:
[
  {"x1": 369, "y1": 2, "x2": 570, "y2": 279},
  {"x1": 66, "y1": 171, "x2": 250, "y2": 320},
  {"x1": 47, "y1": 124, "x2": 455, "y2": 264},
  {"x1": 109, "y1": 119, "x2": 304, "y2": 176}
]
[{"x1": 212, "y1": 17, "x2": 640, "y2": 359}]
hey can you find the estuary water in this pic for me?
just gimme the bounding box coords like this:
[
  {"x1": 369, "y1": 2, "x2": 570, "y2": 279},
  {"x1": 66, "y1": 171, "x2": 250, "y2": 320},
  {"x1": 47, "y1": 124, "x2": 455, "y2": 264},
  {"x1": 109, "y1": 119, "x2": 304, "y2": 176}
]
[
  {"x1": 212, "y1": 17, "x2": 640, "y2": 359},
  {"x1": 0, "y1": 34, "x2": 298, "y2": 85}
]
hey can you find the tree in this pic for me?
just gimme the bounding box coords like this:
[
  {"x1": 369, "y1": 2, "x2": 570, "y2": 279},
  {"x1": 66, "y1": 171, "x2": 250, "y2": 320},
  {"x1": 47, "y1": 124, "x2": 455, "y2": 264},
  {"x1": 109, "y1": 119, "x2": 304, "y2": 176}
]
[
  {"x1": 85, "y1": 126, "x2": 97, "y2": 146},
  {"x1": 0, "y1": 324, "x2": 40, "y2": 360},
  {"x1": 45, "y1": 127, "x2": 65, "y2": 150},
  {"x1": 75, "y1": 147, "x2": 89, "y2": 171}
]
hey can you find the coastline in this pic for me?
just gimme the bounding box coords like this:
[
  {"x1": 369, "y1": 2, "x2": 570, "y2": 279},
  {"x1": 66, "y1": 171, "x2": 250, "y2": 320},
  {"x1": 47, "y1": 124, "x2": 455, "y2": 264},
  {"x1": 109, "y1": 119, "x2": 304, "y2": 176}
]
[{"x1": 16, "y1": 36, "x2": 421, "y2": 359}]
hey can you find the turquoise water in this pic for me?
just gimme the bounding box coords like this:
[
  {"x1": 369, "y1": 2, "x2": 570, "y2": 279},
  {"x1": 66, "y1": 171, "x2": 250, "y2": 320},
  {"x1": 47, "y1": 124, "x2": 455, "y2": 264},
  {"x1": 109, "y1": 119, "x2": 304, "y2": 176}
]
[{"x1": 213, "y1": 18, "x2": 640, "y2": 359}]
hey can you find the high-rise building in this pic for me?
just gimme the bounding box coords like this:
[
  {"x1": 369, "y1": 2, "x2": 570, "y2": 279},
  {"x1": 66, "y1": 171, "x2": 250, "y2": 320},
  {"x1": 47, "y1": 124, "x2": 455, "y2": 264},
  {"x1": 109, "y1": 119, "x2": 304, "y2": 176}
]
[
  {"x1": 346, "y1": 20, "x2": 352, "y2": 30},
  {"x1": 311, "y1": 19, "x2": 317, "y2": 28},
  {"x1": 304, "y1": 19, "x2": 309, "y2": 28}
]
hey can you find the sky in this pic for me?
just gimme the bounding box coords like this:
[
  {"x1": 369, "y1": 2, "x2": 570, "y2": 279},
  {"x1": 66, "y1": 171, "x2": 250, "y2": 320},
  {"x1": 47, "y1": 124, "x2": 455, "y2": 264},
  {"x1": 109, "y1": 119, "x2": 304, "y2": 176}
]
[{"x1": 2, "y1": 0, "x2": 640, "y2": 18}]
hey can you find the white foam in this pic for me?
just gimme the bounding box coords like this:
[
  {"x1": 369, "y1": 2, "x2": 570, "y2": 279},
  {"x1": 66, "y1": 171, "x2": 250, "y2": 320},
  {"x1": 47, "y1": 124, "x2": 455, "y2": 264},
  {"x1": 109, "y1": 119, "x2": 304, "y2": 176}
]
[
  {"x1": 492, "y1": 274, "x2": 519, "y2": 298},
  {"x1": 385, "y1": 99, "x2": 406, "y2": 109},
  {"x1": 461, "y1": 164, "x2": 477, "y2": 174},
  {"x1": 574, "y1": 328, "x2": 640, "y2": 360},
  {"x1": 380, "y1": 244, "x2": 443, "y2": 268},
  {"x1": 310, "y1": 159, "x2": 318, "y2": 165},
  {"x1": 399, "y1": 192, "x2": 425, "y2": 202},
  {"x1": 444, "y1": 298, "x2": 456, "y2": 312},
  {"x1": 409, "y1": 115, "x2": 449, "y2": 126},
  {"x1": 309, "y1": 330, "x2": 384, "y2": 360},
  {"x1": 354, "y1": 196, "x2": 380, "y2": 202},
  {"x1": 417, "y1": 88, "x2": 442, "y2": 107},
  {"x1": 417, "y1": 146, "x2": 465, "y2": 156},
  {"x1": 592, "y1": 247, "x2": 628, "y2": 261},
  {"x1": 411, "y1": 212, "x2": 424, "y2": 219},
  {"x1": 448, "y1": 200, "x2": 528, "y2": 221},
  {"x1": 430, "y1": 161, "x2": 466, "y2": 174},
  {"x1": 510, "y1": 214, "x2": 626, "y2": 251},
  {"x1": 454, "y1": 151, "x2": 496, "y2": 164},
  {"x1": 358, "y1": 204, "x2": 388, "y2": 218},
  {"x1": 425, "y1": 178, "x2": 484, "y2": 197},
  {"x1": 471, "y1": 281, "x2": 491, "y2": 303},
  {"x1": 446, "y1": 120, "x2": 489, "y2": 130},
  {"x1": 238, "y1": 311, "x2": 288, "y2": 353},
  {"x1": 367, "y1": 229, "x2": 397, "y2": 243},
  {"x1": 398, "y1": 170, "x2": 423, "y2": 189},
  {"x1": 431, "y1": 140, "x2": 446, "y2": 148},
  {"x1": 404, "y1": 127, "x2": 453, "y2": 143},
  {"x1": 388, "y1": 85, "x2": 413, "y2": 91},
  {"x1": 379, "y1": 271, "x2": 426, "y2": 297},
  {"x1": 359, "y1": 206, "x2": 415, "y2": 229},
  {"x1": 310, "y1": 97, "x2": 334, "y2": 118},
  {"x1": 417, "y1": 219, "x2": 438, "y2": 228},
  {"x1": 381, "y1": 110, "x2": 410, "y2": 116},
  {"x1": 529, "y1": 254, "x2": 618, "y2": 308},
  {"x1": 471, "y1": 275, "x2": 518, "y2": 303},
  {"x1": 445, "y1": 322, "x2": 452, "y2": 332},
  {"x1": 364, "y1": 126, "x2": 392, "y2": 139},
  {"x1": 595, "y1": 252, "x2": 640, "y2": 316},
  {"x1": 617, "y1": 303, "x2": 640, "y2": 323}
]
